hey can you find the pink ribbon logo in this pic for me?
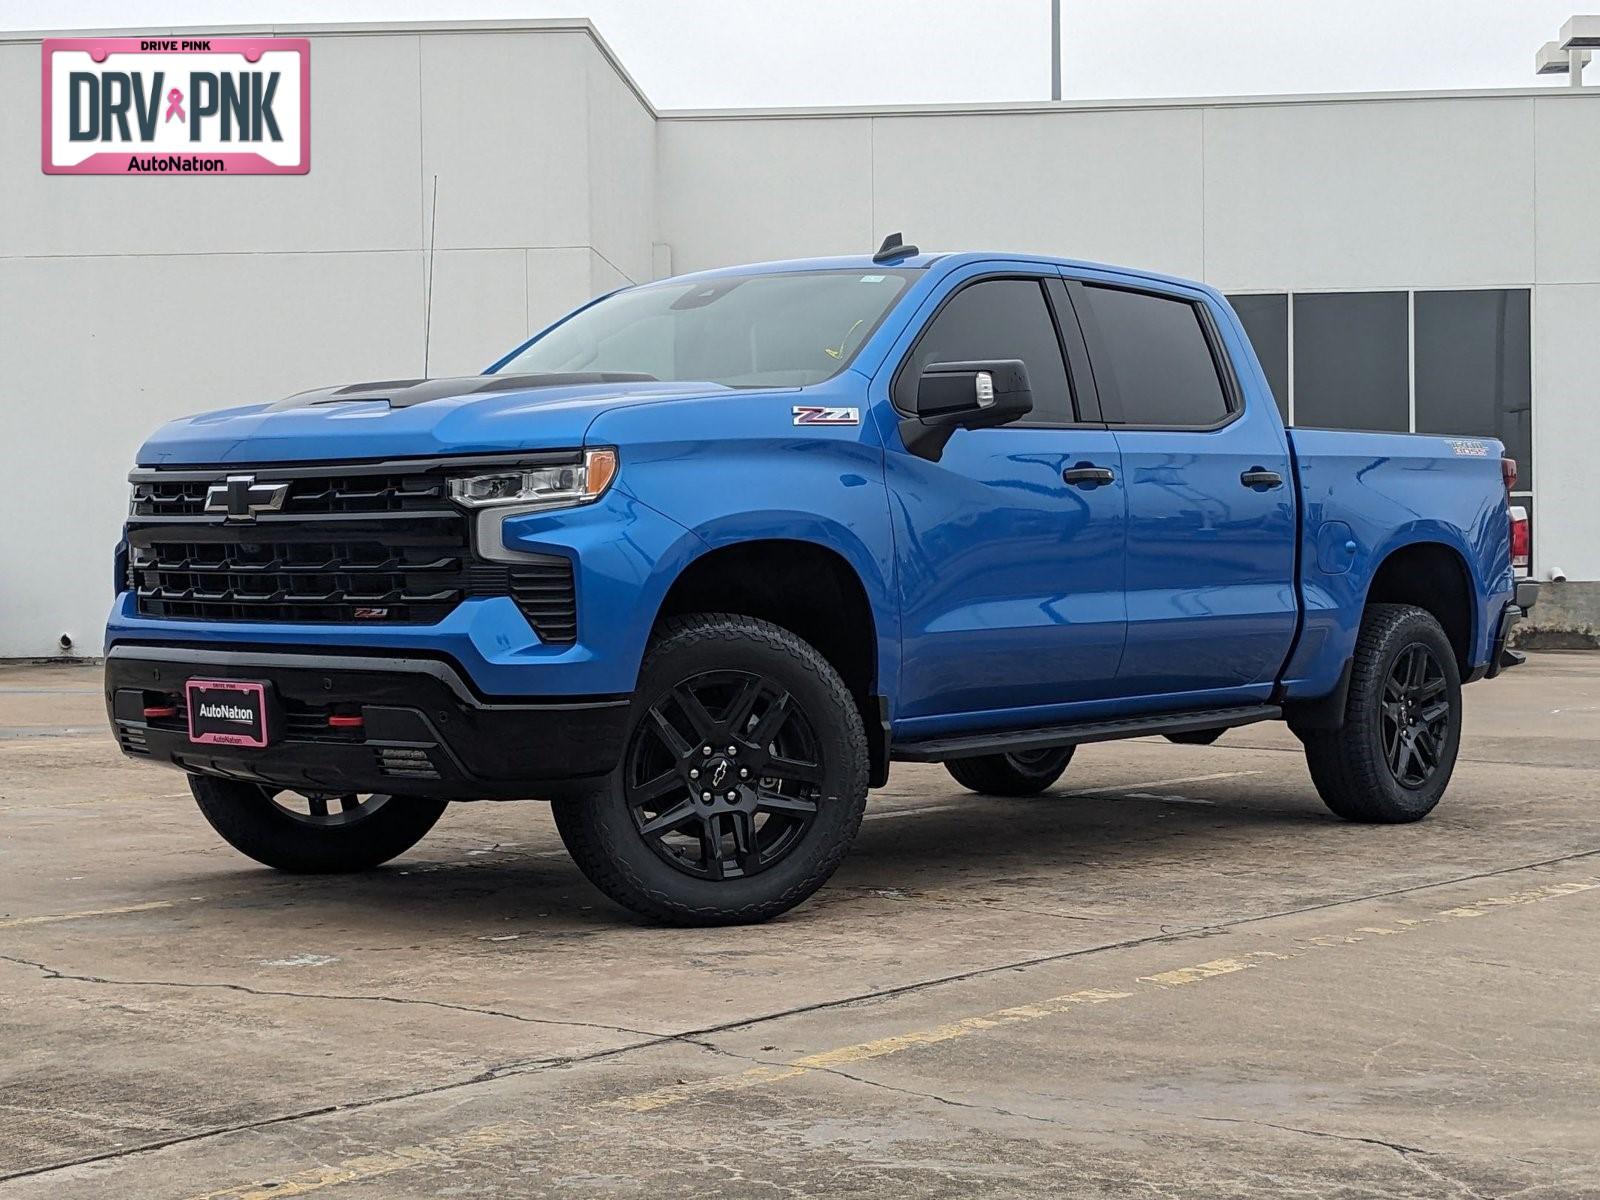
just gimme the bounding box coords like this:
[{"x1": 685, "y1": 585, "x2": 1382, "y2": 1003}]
[{"x1": 164, "y1": 87, "x2": 185, "y2": 123}]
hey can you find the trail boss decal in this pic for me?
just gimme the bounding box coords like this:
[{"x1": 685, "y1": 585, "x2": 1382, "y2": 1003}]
[
  {"x1": 1446, "y1": 439, "x2": 1492, "y2": 457},
  {"x1": 792, "y1": 406, "x2": 860, "y2": 426},
  {"x1": 42, "y1": 37, "x2": 309, "y2": 175}
]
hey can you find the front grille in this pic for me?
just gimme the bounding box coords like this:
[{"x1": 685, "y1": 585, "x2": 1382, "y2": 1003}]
[
  {"x1": 131, "y1": 516, "x2": 475, "y2": 624},
  {"x1": 130, "y1": 472, "x2": 452, "y2": 517},
  {"x1": 126, "y1": 459, "x2": 580, "y2": 637}
]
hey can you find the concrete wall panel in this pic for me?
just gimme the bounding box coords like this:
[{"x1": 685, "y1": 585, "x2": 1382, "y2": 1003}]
[
  {"x1": 1534, "y1": 96, "x2": 1600, "y2": 285},
  {"x1": 1203, "y1": 98, "x2": 1536, "y2": 290},
  {"x1": 868, "y1": 109, "x2": 1205, "y2": 279},
  {"x1": 585, "y1": 47, "x2": 654, "y2": 285},
  {"x1": 418, "y1": 32, "x2": 591, "y2": 251},
  {"x1": 422, "y1": 248, "x2": 527, "y2": 377},
  {"x1": 656, "y1": 117, "x2": 873, "y2": 272},
  {"x1": 1531, "y1": 284, "x2": 1600, "y2": 584}
]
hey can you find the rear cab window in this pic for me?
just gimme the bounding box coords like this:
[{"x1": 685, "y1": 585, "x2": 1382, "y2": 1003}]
[{"x1": 1071, "y1": 283, "x2": 1235, "y2": 429}]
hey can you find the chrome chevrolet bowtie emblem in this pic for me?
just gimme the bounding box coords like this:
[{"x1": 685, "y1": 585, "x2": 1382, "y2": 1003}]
[
  {"x1": 710, "y1": 760, "x2": 730, "y2": 789},
  {"x1": 205, "y1": 474, "x2": 289, "y2": 521}
]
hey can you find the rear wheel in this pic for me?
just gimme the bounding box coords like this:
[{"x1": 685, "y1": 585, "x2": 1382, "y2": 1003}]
[
  {"x1": 1302, "y1": 603, "x2": 1462, "y2": 823},
  {"x1": 190, "y1": 776, "x2": 448, "y2": 872},
  {"x1": 553, "y1": 614, "x2": 869, "y2": 926},
  {"x1": 944, "y1": 746, "x2": 1075, "y2": 796}
]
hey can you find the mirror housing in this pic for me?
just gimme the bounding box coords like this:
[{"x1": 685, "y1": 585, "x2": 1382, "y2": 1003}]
[{"x1": 900, "y1": 359, "x2": 1034, "y2": 460}]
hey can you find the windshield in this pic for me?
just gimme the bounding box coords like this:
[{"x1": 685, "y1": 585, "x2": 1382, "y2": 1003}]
[{"x1": 494, "y1": 269, "x2": 916, "y2": 388}]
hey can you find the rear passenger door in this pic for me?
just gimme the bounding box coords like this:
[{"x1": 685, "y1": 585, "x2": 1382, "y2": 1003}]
[{"x1": 1065, "y1": 275, "x2": 1297, "y2": 701}]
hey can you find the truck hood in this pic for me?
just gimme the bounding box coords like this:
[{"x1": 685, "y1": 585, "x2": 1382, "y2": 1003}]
[{"x1": 135, "y1": 374, "x2": 739, "y2": 465}]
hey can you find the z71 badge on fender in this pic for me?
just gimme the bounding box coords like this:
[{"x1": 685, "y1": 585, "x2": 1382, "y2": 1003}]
[{"x1": 792, "y1": 406, "x2": 860, "y2": 426}]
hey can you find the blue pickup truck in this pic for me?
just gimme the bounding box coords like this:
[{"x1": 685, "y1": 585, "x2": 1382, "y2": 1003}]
[{"x1": 107, "y1": 239, "x2": 1538, "y2": 924}]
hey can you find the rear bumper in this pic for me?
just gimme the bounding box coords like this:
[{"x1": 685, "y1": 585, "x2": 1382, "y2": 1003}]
[
  {"x1": 105, "y1": 646, "x2": 630, "y2": 800},
  {"x1": 1485, "y1": 580, "x2": 1540, "y2": 679}
]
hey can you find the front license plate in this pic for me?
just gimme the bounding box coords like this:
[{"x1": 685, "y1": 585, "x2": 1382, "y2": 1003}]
[{"x1": 186, "y1": 679, "x2": 272, "y2": 747}]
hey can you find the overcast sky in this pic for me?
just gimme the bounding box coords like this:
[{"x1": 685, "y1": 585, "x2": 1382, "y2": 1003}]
[{"x1": 3, "y1": 0, "x2": 1589, "y2": 108}]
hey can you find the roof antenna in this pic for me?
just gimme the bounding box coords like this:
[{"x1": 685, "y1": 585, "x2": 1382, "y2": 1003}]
[
  {"x1": 873, "y1": 231, "x2": 919, "y2": 263},
  {"x1": 423, "y1": 173, "x2": 439, "y2": 379}
]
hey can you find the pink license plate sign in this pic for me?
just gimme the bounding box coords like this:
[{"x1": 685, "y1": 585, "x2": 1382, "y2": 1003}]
[{"x1": 42, "y1": 37, "x2": 309, "y2": 175}]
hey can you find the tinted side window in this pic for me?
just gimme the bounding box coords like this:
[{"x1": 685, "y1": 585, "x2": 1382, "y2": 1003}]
[
  {"x1": 899, "y1": 279, "x2": 1074, "y2": 424},
  {"x1": 1079, "y1": 285, "x2": 1232, "y2": 427}
]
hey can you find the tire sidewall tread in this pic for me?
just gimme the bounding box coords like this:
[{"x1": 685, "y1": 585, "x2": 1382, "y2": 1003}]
[
  {"x1": 1303, "y1": 603, "x2": 1462, "y2": 824},
  {"x1": 553, "y1": 613, "x2": 869, "y2": 926}
]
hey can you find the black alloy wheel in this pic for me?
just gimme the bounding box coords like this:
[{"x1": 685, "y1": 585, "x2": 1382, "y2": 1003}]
[
  {"x1": 626, "y1": 669, "x2": 825, "y2": 881},
  {"x1": 190, "y1": 774, "x2": 448, "y2": 872},
  {"x1": 944, "y1": 744, "x2": 1075, "y2": 795},
  {"x1": 1300, "y1": 603, "x2": 1462, "y2": 824},
  {"x1": 268, "y1": 790, "x2": 394, "y2": 827},
  {"x1": 1381, "y1": 643, "x2": 1451, "y2": 788},
  {"x1": 552, "y1": 613, "x2": 870, "y2": 925}
]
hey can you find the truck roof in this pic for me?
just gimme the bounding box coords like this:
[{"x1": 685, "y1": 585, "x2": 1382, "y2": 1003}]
[{"x1": 656, "y1": 251, "x2": 1213, "y2": 297}]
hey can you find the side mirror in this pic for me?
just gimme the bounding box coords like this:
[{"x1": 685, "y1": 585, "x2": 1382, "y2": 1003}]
[{"x1": 900, "y1": 360, "x2": 1034, "y2": 461}]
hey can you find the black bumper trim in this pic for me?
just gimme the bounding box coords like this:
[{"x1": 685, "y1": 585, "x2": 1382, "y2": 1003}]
[
  {"x1": 105, "y1": 647, "x2": 629, "y2": 800},
  {"x1": 1486, "y1": 583, "x2": 1539, "y2": 680}
]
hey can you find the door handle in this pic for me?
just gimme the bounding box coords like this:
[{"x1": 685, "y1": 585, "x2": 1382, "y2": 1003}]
[
  {"x1": 1063, "y1": 463, "x2": 1116, "y2": 487},
  {"x1": 1240, "y1": 468, "x2": 1284, "y2": 489}
]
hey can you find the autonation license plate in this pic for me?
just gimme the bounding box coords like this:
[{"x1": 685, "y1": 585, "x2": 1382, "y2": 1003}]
[{"x1": 185, "y1": 679, "x2": 273, "y2": 747}]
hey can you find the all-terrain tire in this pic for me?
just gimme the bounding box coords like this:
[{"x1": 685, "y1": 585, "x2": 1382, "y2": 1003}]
[
  {"x1": 1301, "y1": 603, "x2": 1462, "y2": 823},
  {"x1": 552, "y1": 614, "x2": 869, "y2": 926},
  {"x1": 190, "y1": 776, "x2": 448, "y2": 873},
  {"x1": 944, "y1": 746, "x2": 1075, "y2": 796}
]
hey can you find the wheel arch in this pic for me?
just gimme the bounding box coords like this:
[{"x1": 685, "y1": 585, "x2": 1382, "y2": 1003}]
[
  {"x1": 648, "y1": 536, "x2": 891, "y2": 785},
  {"x1": 1361, "y1": 537, "x2": 1477, "y2": 676}
]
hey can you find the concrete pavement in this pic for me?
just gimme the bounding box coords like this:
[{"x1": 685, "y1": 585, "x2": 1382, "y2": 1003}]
[{"x1": 1, "y1": 653, "x2": 1596, "y2": 1198}]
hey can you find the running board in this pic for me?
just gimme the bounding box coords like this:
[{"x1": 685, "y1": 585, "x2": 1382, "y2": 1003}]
[{"x1": 891, "y1": 704, "x2": 1282, "y2": 763}]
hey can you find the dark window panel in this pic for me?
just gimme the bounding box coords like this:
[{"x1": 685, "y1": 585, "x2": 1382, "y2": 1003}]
[
  {"x1": 1292, "y1": 291, "x2": 1409, "y2": 432},
  {"x1": 900, "y1": 278, "x2": 1074, "y2": 425},
  {"x1": 1225, "y1": 293, "x2": 1289, "y2": 423},
  {"x1": 1078, "y1": 284, "x2": 1231, "y2": 427},
  {"x1": 1414, "y1": 289, "x2": 1532, "y2": 492}
]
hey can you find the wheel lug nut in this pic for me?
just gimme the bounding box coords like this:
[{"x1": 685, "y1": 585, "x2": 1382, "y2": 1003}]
[
  {"x1": 726, "y1": 791, "x2": 737, "y2": 801},
  {"x1": 739, "y1": 767, "x2": 749, "y2": 779},
  {"x1": 701, "y1": 791, "x2": 712, "y2": 802},
  {"x1": 689, "y1": 768, "x2": 699, "y2": 780},
  {"x1": 702, "y1": 745, "x2": 713, "y2": 756},
  {"x1": 726, "y1": 745, "x2": 738, "y2": 755}
]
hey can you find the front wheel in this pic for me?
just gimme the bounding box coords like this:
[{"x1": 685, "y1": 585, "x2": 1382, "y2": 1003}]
[
  {"x1": 190, "y1": 776, "x2": 448, "y2": 872},
  {"x1": 553, "y1": 614, "x2": 869, "y2": 926},
  {"x1": 944, "y1": 746, "x2": 1075, "y2": 796},
  {"x1": 1301, "y1": 603, "x2": 1462, "y2": 823}
]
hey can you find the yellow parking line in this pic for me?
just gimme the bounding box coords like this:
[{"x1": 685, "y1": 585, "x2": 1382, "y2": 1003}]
[
  {"x1": 0, "y1": 899, "x2": 181, "y2": 929},
  {"x1": 188, "y1": 1122, "x2": 544, "y2": 1200},
  {"x1": 611, "y1": 987, "x2": 1132, "y2": 1114},
  {"x1": 1138, "y1": 952, "x2": 1288, "y2": 988}
]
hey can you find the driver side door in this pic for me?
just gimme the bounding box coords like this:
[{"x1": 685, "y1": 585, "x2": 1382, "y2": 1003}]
[{"x1": 882, "y1": 272, "x2": 1128, "y2": 731}]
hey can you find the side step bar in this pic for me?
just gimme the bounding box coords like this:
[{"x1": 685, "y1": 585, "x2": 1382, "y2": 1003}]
[{"x1": 892, "y1": 704, "x2": 1282, "y2": 763}]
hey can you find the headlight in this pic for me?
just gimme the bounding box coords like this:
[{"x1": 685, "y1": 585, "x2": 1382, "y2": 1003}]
[{"x1": 449, "y1": 448, "x2": 617, "y2": 510}]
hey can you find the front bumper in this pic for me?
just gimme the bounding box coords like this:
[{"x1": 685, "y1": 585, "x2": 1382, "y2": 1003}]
[
  {"x1": 106, "y1": 646, "x2": 630, "y2": 800},
  {"x1": 1486, "y1": 579, "x2": 1540, "y2": 679}
]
